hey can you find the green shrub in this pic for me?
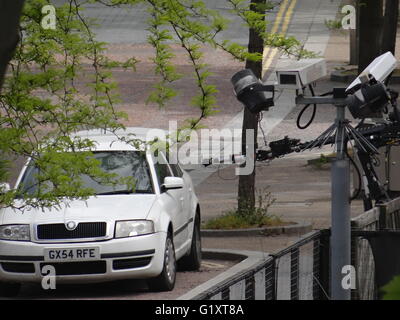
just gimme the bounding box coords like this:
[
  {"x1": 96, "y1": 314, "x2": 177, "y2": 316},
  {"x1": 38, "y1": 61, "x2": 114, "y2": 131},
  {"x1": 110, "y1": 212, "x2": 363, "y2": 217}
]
[
  {"x1": 203, "y1": 212, "x2": 283, "y2": 230},
  {"x1": 325, "y1": 19, "x2": 343, "y2": 30},
  {"x1": 203, "y1": 187, "x2": 283, "y2": 230}
]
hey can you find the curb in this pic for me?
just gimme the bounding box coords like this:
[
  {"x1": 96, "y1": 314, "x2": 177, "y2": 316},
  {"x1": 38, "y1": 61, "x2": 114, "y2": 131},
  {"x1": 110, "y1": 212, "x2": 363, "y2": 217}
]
[
  {"x1": 177, "y1": 248, "x2": 269, "y2": 300},
  {"x1": 331, "y1": 70, "x2": 400, "y2": 84},
  {"x1": 200, "y1": 221, "x2": 312, "y2": 237}
]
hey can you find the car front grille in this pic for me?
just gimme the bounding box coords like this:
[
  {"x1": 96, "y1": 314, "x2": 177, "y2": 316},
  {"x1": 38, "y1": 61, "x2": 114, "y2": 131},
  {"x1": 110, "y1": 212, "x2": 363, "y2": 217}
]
[
  {"x1": 40, "y1": 261, "x2": 106, "y2": 275},
  {"x1": 1, "y1": 262, "x2": 35, "y2": 274},
  {"x1": 112, "y1": 257, "x2": 152, "y2": 270},
  {"x1": 37, "y1": 222, "x2": 107, "y2": 240}
]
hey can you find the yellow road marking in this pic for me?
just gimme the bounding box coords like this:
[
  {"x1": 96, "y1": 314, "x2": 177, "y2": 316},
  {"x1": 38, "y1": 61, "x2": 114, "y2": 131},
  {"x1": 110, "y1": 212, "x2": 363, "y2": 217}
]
[
  {"x1": 262, "y1": 0, "x2": 298, "y2": 76},
  {"x1": 262, "y1": 0, "x2": 290, "y2": 65},
  {"x1": 281, "y1": 0, "x2": 297, "y2": 34}
]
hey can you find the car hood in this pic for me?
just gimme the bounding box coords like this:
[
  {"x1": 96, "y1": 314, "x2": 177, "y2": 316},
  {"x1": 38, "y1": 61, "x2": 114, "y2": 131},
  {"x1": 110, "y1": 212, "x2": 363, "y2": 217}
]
[{"x1": 0, "y1": 195, "x2": 157, "y2": 225}]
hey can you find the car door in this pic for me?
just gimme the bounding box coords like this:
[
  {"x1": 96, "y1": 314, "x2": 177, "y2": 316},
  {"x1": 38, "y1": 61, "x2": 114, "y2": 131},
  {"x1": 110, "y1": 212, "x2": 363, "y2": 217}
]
[
  {"x1": 168, "y1": 162, "x2": 191, "y2": 229},
  {"x1": 153, "y1": 153, "x2": 187, "y2": 250}
]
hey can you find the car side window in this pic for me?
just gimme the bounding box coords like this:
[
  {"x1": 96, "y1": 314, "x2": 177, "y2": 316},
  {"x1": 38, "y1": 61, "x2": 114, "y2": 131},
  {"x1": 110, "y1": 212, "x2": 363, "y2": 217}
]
[
  {"x1": 165, "y1": 152, "x2": 183, "y2": 178},
  {"x1": 169, "y1": 163, "x2": 183, "y2": 178},
  {"x1": 154, "y1": 161, "x2": 173, "y2": 190}
]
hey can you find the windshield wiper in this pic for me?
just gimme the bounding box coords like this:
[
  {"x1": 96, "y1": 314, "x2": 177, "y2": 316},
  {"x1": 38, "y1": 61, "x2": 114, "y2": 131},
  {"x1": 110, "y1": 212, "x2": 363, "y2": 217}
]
[
  {"x1": 96, "y1": 190, "x2": 134, "y2": 195},
  {"x1": 96, "y1": 189, "x2": 152, "y2": 195}
]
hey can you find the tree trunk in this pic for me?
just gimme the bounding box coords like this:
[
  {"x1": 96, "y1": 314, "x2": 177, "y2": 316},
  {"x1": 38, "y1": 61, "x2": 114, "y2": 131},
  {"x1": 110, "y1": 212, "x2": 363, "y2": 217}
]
[
  {"x1": 358, "y1": 0, "x2": 384, "y2": 73},
  {"x1": 381, "y1": 0, "x2": 399, "y2": 55},
  {"x1": 238, "y1": 0, "x2": 265, "y2": 213},
  {"x1": 349, "y1": 0, "x2": 359, "y2": 65},
  {"x1": 0, "y1": 0, "x2": 25, "y2": 91}
]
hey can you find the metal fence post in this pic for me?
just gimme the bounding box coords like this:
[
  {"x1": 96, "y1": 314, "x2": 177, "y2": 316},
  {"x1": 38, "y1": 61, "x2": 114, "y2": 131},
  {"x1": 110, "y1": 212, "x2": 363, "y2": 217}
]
[
  {"x1": 331, "y1": 158, "x2": 351, "y2": 300},
  {"x1": 290, "y1": 248, "x2": 300, "y2": 300},
  {"x1": 330, "y1": 105, "x2": 351, "y2": 300},
  {"x1": 265, "y1": 259, "x2": 276, "y2": 300},
  {"x1": 350, "y1": 229, "x2": 359, "y2": 300},
  {"x1": 313, "y1": 237, "x2": 320, "y2": 299},
  {"x1": 245, "y1": 276, "x2": 255, "y2": 300},
  {"x1": 377, "y1": 203, "x2": 387, "y2": 229},
  {"x1": 318, "y1": 229, "x2": 331, "y2": 300}
]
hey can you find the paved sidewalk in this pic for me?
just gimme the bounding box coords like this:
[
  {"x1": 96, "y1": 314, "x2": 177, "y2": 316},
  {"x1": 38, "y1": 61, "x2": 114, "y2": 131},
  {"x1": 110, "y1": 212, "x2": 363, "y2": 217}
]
[{"x1": 199, "y1": 152, "x2": 366, "y2": 254}]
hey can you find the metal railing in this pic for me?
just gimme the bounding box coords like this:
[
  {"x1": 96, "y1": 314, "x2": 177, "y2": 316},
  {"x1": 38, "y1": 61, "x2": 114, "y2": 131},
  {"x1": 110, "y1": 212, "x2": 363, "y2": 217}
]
[
  {"x1": 270, "y1": 230, "x2": 329, "y2": 300},
  {"x1": 351, "y1": 197, "x2": 400, "y2": 300},
  {"x1": 190, "y1": 198, "x2": 400, "y2": 300},
  {"x1": 196, "y1": 230, "x2": 330, "y2": 300}
]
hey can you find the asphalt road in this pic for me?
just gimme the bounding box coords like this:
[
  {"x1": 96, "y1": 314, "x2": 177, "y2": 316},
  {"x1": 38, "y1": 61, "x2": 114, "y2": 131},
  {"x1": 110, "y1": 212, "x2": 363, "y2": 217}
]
[
  {"x1": 2, "y1": 259, "x2": 237, "y2": 300},
  {"x1": 52, "y1": 0, "x2": 282, "y2": 45}
]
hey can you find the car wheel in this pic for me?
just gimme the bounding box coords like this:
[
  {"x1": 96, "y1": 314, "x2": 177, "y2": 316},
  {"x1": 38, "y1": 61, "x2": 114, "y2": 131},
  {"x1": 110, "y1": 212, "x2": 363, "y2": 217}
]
[
  {"x1": 0, "y1": 282, "x2": 21, "y2": 297},
  {"x1": 178, "y1": 215, "x2": 202, "y2": 271},
  {"x1": 147, "y1": 232, "x2": 176, "y2": 292}
]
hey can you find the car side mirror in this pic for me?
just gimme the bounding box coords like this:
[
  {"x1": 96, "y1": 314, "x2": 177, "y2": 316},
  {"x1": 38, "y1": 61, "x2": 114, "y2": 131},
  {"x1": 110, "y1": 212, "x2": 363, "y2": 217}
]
[
  {"x1": 0, "y1": 183, "x2": 10, "y2": 194},
  {"x1": 162, "y1": 177, "x2": 184, "y2": 191}
]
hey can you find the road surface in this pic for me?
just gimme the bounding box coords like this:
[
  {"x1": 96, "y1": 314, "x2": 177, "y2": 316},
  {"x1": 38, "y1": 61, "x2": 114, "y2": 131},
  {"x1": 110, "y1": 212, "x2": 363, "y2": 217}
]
[{"x1": 2, "y1": 259, "x2": 237, "y2": 300}]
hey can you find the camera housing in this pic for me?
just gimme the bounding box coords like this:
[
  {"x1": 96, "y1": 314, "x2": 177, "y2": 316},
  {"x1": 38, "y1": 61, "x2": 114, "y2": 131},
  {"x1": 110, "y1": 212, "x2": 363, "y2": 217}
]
[
  {"x1": 231, "y1": 69, "x2": 275, "y2": 113},
  {"x1": 275, "y1": 58, "x2": 327, "y2": 90},
  {"x1": 344, "y1": 52, "x2": 397, "y2": 119},
  {"x1": 347, "y1": 51, "x2": 397, "y2": 93}
]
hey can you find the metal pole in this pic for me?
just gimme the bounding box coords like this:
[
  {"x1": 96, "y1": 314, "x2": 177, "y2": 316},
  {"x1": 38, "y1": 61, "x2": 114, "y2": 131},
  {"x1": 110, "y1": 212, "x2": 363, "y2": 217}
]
[{"x1": 330, "y1": 105, "x2": 351, "y2": 300}]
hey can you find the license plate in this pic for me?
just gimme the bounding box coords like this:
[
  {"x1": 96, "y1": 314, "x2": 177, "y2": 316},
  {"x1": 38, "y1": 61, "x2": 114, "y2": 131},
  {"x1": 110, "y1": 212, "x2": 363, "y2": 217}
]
[{"x1": 44, "y1": 247, "x2": 100, "y2": 262}]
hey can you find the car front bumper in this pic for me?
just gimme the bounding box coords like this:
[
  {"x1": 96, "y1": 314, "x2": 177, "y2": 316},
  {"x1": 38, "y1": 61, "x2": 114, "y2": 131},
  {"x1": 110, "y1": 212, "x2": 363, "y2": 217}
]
[{"x1": 0, "y1": 232, "x2": 166, "y2": 284}]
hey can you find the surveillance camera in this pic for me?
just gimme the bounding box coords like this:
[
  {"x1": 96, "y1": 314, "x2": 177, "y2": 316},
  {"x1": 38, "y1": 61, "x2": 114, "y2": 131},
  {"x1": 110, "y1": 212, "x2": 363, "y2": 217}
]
[
  {"x1": 347, "y1": 82, "x2": 390, "y2": 119},
  {"x1": 231, "y1": 69, "x2": 275, "y2": 114},
  {"x1": 347, "y1": 51, "x2": 397, "y2": 93},
  {"x1": 275, "y1": 58, "x2": 327, "y2": 90},
  {"x1": 345, "y1": 52, "x2": 397, "y2": 119}
]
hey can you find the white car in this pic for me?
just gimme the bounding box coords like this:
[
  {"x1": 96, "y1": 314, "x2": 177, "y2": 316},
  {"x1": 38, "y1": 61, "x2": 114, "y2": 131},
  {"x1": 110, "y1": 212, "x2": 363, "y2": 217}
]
[{"x1": 0, "y1": 128, "x2": 202, "y2": 296}]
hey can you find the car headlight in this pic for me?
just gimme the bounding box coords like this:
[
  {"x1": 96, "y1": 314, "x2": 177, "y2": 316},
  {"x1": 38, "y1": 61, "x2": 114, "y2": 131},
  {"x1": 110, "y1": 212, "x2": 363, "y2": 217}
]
[
  {"x1": 0, "y1": 225, "x2": 30, "y2": 241},
  {"x1": 115, "y1": 220, "x2": 154, "y2": 238}
]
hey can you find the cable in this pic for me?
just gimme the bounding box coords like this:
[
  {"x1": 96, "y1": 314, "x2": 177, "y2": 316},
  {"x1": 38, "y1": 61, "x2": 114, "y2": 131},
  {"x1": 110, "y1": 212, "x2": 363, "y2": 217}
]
[
  {"x1": 296, "y1": 88, "x2": 334, "y2": 130},
  {"x1": 345, "y1": 149, "x2": 362, "y2": 201},
  {"x1": 296, "y1": 85, "x2": 317, "y2": 130}
]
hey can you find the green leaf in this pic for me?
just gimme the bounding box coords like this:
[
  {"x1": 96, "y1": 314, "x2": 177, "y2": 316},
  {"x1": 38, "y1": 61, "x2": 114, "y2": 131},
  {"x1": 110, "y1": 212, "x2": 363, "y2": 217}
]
[{"x1": 382, "y1": 275, "x2": 400, "y2": 300}]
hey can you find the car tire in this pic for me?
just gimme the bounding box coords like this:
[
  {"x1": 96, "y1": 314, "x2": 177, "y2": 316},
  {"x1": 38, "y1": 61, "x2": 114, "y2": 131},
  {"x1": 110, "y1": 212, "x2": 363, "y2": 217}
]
[
  {"x1": 147, "y1": 232, "x2": 176, "y2": 292},
  {"x1": 0, "y1": 282, "x2": 21, "y2": 297},
  {"x1": 178, "y1": 215, "x2": 202, "y2": 271}
]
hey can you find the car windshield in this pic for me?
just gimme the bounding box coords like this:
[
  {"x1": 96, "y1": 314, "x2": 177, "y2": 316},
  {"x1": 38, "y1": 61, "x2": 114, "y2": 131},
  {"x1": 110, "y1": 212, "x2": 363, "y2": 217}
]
[{"x1": 19, "y1": 151, "x2": 154, "y2": 196}]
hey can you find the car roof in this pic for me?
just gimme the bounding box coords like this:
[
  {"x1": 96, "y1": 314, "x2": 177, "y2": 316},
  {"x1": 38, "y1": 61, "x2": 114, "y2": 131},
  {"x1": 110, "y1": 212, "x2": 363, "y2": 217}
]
[{"x1": 73, "y1": 127, "x2": 169, "y2": 152}]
